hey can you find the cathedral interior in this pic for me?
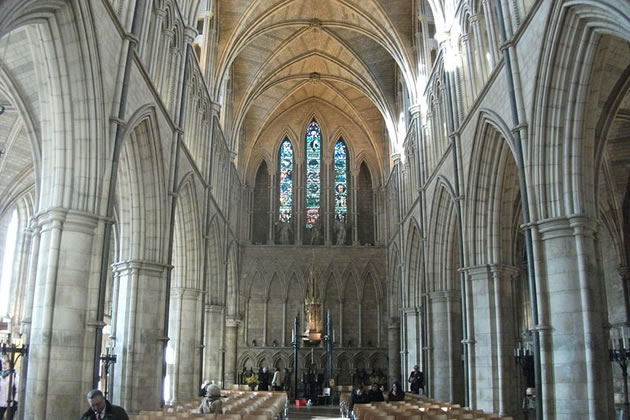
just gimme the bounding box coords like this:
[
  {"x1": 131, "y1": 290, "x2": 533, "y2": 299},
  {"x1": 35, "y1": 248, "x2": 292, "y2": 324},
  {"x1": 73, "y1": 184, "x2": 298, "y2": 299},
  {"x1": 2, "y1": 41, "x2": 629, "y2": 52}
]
[{"x1": 0, "y1": 0, "x2": 629, "y2": 419}]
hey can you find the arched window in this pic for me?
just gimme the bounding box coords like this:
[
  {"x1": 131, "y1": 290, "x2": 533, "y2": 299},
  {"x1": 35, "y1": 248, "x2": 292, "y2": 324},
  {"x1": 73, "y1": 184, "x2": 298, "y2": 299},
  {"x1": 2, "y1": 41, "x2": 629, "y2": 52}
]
[
  {"x1": 278, "y1": 139, "x2": 294, "y2": 222},
  {"x1": 334, "y1": 139, "x2": 349, "y2": 222},
  {"x1": 305, "y1": 120, "x2": 321, "y2": 228}
]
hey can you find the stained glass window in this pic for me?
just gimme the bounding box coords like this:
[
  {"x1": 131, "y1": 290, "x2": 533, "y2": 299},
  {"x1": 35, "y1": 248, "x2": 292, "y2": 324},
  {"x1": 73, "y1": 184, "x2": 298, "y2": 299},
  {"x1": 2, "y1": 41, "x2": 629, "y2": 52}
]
[
  {"x1": 278, "y1": 139, "x2": 294, "y2": 222},
  {"x1": 334, "y1": 139, "x2": 348, "y2": 223},
  {"x1": 305, "y1": 120, "x2": 321, "y2": 228}
]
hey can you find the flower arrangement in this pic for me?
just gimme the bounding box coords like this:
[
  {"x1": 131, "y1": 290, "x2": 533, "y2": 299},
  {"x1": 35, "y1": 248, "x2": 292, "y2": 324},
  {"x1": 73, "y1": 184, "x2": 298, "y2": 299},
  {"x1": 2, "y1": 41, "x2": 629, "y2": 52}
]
[
  {"x1": 369, "y1": 376, "x2": 385, "y2": 385},
  {"x1": 245, "y1": 374, "x2": 258, "y2": 386}
]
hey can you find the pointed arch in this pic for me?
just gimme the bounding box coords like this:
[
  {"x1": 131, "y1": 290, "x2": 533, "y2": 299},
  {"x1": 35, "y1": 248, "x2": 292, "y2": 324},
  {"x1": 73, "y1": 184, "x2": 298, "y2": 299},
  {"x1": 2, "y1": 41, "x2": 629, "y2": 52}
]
[
  {"x1": 531, "y1": 0, "x2": 630, "y2": 219},
  {"x1": 116, "y1": 110, "x2": 168, "y2": 261},
  {"x1": 404, "y1": 220, "x2": 422, "y2": 307},
  {"x1": 426, "y1": 178, "x2": 458, "y2": 292},
  {"x1": 465, "y1": 111, "x2": 520, "y2": 266},
  {"x1": 206, "y1": 214, "x2": 224, "y2": 305},
  {"x1": 388, "y1": 242, "x2": 401, "y2": 318},
  {"x1": 172, "y1": 173, "x2": 202, "y2": 290}
]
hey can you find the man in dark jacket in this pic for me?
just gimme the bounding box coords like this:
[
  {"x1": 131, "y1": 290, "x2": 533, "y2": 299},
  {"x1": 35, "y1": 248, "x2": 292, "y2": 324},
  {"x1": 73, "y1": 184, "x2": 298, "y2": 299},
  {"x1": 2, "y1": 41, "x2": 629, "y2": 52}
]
[
  {"x1": 348, "y1": 385, "x2": 369, "y2": 419},
  {"x1": 80, "y1": 389, "x2": 129, "y2": 420}
]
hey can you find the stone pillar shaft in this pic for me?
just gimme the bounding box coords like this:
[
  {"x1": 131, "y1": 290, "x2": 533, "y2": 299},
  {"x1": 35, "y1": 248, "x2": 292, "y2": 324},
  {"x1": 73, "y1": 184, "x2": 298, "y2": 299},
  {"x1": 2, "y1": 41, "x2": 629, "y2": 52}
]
[
  {"x1": 464, "y1": 264, "x2": 519, "y2": 416},
  {"x1": 204, "y1": 305, "x2": 224, "y2": 383},
  {"x1": 388, "y1": 317, "x2": 401, "y2": 387},
  {"x1": 168, "y1": 288, "x2": 200, "y2": 403},
  {"x1": 112, "y1": 260, "x2": 168, "y2": 413},
  {"x1": 429, "y1": 290, "x2": 462, "y2": 403},
  {"x1": 533, "y1": 216, "x2": 612, "y2": 420},
  {"x1": 25, "y1": 210, "x2": 101, "y2": 420},
  {"x1": 224, "y1": 317, "x2": 239, "y2": 388}
]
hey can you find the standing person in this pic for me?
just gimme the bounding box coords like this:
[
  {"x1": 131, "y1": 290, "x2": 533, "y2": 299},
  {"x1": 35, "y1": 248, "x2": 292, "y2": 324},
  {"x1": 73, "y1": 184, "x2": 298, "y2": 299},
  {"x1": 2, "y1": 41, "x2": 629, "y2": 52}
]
[
  {"x1": 271, "y1": 367, "x2": 283, "y2": 391},
  {"x1": 259, "y1": 367, "x2": 270, "y2": 391},
  {"x1": 0, "y1": 360, "x2": 18, "y2": 420},
  {"x1": 407, "y1": 365, "x2": 424, "y2": 395},
  {"x1": 283, "y1": 368, "x2": 291, "y2": 392},
  {"x1": 80, "y1": 389, "x2": 129, "y2": 420}
]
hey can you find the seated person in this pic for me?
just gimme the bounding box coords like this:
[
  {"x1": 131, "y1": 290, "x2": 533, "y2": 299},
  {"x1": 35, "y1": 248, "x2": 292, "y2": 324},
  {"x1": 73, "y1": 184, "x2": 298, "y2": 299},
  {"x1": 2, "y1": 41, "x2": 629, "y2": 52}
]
[
  {"x1": 198, "y1": 384, "x2": 223, "y2": 415},
  {"x1": 348, "y1": 385, "x2": 369, "y2": 419},
  {"x1": 386, "y1": 382, "x2": 405, "y2": 402},
  {"x1": 199, "y1": 379, "x2": 211, "y2": 397},
  {"x1": 367, "y1": 383, "x2": 384, "y2": 402}
]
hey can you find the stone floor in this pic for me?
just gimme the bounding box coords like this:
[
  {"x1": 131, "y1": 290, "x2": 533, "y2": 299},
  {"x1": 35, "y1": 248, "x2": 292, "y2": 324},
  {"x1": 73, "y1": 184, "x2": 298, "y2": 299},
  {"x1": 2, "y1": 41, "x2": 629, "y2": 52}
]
[{"x1": 287, "y1": 405, "x2": 343, "y2": 420}]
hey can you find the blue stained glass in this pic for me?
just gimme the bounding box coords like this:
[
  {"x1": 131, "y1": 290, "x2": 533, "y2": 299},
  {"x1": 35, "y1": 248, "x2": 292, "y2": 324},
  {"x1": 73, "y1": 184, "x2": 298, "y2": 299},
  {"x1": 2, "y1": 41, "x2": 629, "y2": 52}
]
[
  {"x1": 305, "y1": 121, "x2": 321, "y2": 228},
  {"x1": 334, "y1": 140, "x2": 348, "y2": 223},
  {"x1": 279, "y1": 139, "x2": 294, "y2": 222}
]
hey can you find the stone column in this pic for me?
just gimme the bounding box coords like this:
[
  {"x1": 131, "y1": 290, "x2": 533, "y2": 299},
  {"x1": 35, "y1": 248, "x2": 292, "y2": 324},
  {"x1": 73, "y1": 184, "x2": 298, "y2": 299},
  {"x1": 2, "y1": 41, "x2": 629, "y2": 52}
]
[
  {"x1": 294, "y1": 161, "x2": 303, "y2": 245},
  {"x1": 618, "y1": 266, "x2": 630, "y2": 323},
  {"x1": 351, "y1": 169, "x2": 359, "y2": 245},
  {"x1": 460, "y1": 34, "x2": 477, "y2": 99},
  {"x1": 224, "y1": 316, "x2": 240, "y2": 388},
  {"x1": 481, "y1": 0, "x2": 500, "y2": 67},
  {"x1": 263, "y1": 298, "x2": 269, "y2": 346},
  {"x1": 24, "y1": 210, "x2": 101, "y2": 420},
  {"x1": 204, "y1": 304, "x2": 224, "y2": 383},
  {"x1": 268, "y1": 172, "x2": 276, "y2": 244},
  {"x1": 168, "y1": 287, "x2": 201, "y2": 403},
  {"x1": 464, "y1": 264, "x2": 519, "y2": 416},
  {"x1": 469, "y1": 15, "x2": 488, "y2": 81},
  {"x1": 282, "y1": 301, "x2": 288, "y2": 347},
  {"x1": 533, "y1": 216, "x2": 612, "y2": 420},
  {"x1": 387, "y1": 317, "x2": 401, "y2": 387},
  {"x1": 402, "y1": 307, "x2": 422, "y2": 392},
  {"x1": 112, "y1": 260, "x2": 169, "y2": 413},
  {"x1": 17, "y1": 220, "x2": 39, "y2": 416},
  {"x1": 428, "y1": 290, "x2": 463, "y2": 402}
]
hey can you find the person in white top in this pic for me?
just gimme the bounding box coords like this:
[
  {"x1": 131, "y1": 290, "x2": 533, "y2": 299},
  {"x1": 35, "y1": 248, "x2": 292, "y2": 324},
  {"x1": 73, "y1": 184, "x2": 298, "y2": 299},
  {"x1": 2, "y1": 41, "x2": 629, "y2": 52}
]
[
  {"x1": 0, "y1": 360, "x2": 18, "y2": 420},
  {"x1": 271, "y1": 367, "x2": 284, "y2": 391}
]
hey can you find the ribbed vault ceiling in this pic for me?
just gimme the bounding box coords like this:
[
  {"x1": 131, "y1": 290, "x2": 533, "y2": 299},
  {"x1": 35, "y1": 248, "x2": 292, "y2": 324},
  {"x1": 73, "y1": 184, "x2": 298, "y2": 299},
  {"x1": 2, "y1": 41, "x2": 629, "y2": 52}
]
[{"x1": 214, "y1": 0, "x2": 416, "y2": 171}]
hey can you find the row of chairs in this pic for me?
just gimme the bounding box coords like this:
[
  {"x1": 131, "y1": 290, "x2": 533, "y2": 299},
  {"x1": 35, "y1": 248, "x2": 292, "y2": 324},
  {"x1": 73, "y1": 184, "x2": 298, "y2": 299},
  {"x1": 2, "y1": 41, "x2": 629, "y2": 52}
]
[
  {"x1": 353, "y1": 397, "x2": 514, "y2": 420},
  {"x1": 129, "y1": 391, "x2": 287, "y2": 420}
]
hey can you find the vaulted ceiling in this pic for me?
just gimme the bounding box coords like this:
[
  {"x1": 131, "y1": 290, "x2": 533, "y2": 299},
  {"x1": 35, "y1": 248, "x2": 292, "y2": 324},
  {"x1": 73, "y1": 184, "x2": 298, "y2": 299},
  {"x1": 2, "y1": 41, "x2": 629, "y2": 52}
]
[{"x1": 212, "y1": 0, "x2": 418, "y2": 175}]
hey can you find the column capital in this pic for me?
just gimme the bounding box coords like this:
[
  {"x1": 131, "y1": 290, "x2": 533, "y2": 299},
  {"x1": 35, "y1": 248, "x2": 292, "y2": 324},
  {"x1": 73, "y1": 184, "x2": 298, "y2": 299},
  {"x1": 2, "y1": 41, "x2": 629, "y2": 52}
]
[
  {"x1": 170, "y1": 287, "x2": 200, "y2": 299},
  {"x1": 388, "y1": 317, "x2": 400, "y2": 328},
  {"x1": 206, "y1": 304, "x2": 225, "y2": 314},
  {"x1": 408, "y1": 104, "x2": 422, "y2": 118},
  {"x1": 530, "y1": 214, "x2": 598, "y2": 241},
  {"x1": 226, "y1": 316, "x2": 241, "y2": 328},
  {"x1": 111, "y1": 259, "x2": 171, "y2": 275},
  {"x1": 209, "y1": 101, "x2": 221, "y2": 116},
  {"x1": 183, "y1": 26, "x2": 197, "y2": 44},
  {"x1": 461, "y1": 264, "x2": 520, "y2": 281}
]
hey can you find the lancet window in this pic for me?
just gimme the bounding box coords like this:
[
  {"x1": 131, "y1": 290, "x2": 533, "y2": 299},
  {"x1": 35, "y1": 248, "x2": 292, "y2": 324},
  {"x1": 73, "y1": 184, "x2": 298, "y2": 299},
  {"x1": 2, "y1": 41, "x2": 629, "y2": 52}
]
[
  {"x1": 278, "y1": 139, "x2": 294, "y2": 222},
  {"x1": 305, "y1": 120, "x2": 322, "y2": 228}
]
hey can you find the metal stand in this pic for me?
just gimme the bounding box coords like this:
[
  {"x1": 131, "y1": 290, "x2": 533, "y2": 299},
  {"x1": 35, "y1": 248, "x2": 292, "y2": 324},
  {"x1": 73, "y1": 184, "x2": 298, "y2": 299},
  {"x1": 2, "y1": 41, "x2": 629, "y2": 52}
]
[
  {"x1": 323, "y1": 311, "x2": 333, "y2": 406},
  {"x1": 99, "y1": 347, "x2": 117, "y2": 400},
  {"x1": 292, "y1": 315, "x2": 300, "y2": 402},
  {"x1": 610, "y1": 338, "x2": 630, "y2": 420},
  {"x1": 515, "y1": 344, "x2": 535, "y2": 420},
  {"x1": 1, "y1": 335, "x2": 28, "y2": 415}
]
